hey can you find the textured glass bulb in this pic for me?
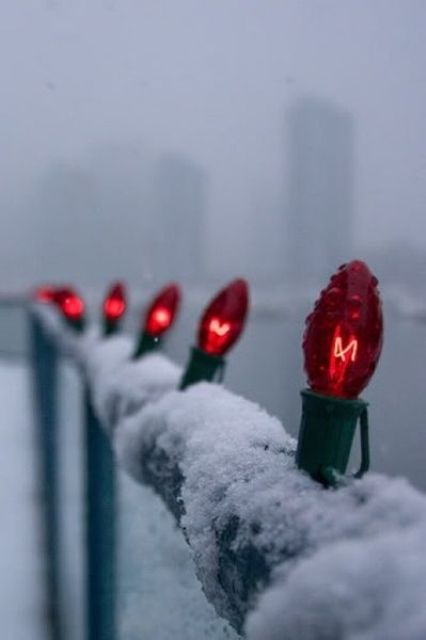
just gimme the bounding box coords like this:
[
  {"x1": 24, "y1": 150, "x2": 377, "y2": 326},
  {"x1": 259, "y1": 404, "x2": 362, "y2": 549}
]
[{"x1": 303, "y1": 260, "x2": 383, "y2": 398}]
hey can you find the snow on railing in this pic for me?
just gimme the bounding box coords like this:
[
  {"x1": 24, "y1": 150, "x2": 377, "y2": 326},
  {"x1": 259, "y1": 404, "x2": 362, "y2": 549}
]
[{"x1": 32, "y1": 303, "x2": 426, "y2": 640}]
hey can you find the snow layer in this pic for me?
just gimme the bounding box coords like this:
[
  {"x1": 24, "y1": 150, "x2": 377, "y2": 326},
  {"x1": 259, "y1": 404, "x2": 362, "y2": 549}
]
[
  {"x1": 118, "y1": 471, "x2": 239, "y2": 640},
  {"x1": 34, "y1": 305, "x2": 426, "y2": 640},
  {"x1": 85, "y1": 337, "x2": 181, "y2": 433},
  {"x1": 32, "y1": 303, "x2": 99, "y2": 362},
  {"x1": 32, "y1": 305, "x2": 181, "y2": 432},
  {"x1": 113, "y1": 383, "x2": 426, "y2": 634},
  {"x1": 246, "y1": 522, "x2": 426, "y2": 640}
]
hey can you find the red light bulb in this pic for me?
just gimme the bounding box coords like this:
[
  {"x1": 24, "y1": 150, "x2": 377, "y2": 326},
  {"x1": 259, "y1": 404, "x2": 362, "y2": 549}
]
[
  {"x1": 34, "y1": 286, "x2": 56, "y2": 303},
  {"x1": 144, "y1": 283, "x2": 181, "y2": 337},
  {"x1": 198, "y1": 279, "x2": 249, "y2": 356},
  {"x1": 303, "y1": 260, "x2": 383, "y2": 399},
  {"x1": 54, "y1": 287, "x2": 85, "y2": 321},
  {"x1": 103, "y1": 281, "x2": 127, "y2": 322}
]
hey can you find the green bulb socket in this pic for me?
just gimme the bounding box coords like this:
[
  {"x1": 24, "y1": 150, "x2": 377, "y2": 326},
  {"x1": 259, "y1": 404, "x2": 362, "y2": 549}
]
[
  {"x1": 179, "y1": 346, "x2": 226, "y2": 390},
  {"x1": 65, "y1": 315, "x2": 85, "y2": 333},
  {"x1": 103, "y1": 318, "x2": 121, "y2": 337},
  {"x1": 296, "y1": 389, "x2": 370, "y2": 487},
  {"x1": 133, "y1": 332, "x2": 162, "y2": 359}
]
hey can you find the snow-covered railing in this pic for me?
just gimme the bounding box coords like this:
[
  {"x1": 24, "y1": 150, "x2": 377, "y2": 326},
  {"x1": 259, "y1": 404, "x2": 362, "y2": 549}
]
[{"x1": 31, "y1": 303, "x2": 426, "y2": 640}]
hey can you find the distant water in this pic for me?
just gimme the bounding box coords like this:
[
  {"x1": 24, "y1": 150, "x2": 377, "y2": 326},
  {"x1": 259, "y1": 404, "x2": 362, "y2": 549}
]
[{"x1": 0, "y1": 301, "x2": 28, "y2": 357}]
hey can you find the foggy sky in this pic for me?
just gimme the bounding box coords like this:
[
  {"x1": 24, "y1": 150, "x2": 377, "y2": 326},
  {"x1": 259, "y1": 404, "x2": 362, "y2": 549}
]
[{"x1": 1, "y1": 0, "x2": 426, "y2": 283}]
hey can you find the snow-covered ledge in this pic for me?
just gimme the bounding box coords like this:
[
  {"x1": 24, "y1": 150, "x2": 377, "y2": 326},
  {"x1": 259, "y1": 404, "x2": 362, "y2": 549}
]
[{"x1": 32, "y1": 305, "x2": 426, "y2": 639}]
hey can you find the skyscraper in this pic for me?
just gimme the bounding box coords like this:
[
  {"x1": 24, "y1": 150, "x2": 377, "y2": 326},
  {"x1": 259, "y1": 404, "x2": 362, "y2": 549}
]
[
  {"x1": 35, "y1": 162, "x2": 99, "y2": 284},
  {"x1": 152, "y1": 153, "x2": 207, "y2": 285},
  {"x1": 286, "y1": 97, "x2": 355, "y2": 284}
]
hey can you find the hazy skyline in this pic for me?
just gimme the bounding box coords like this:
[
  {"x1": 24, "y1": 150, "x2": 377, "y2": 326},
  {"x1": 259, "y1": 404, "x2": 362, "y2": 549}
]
[
  {"x1": 286, "y1": 97, "x2": 354, "y2": 283},
  {"x1": 1, "y1": 1, "x2": 426, "y2": 284}
]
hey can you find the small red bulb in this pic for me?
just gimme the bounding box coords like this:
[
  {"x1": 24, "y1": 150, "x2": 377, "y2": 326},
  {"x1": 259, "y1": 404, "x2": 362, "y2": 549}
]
[
  {"x1": 303, "y1": 260, "x2": 383, "y2": 399},
  {"x1": 54, "y1": 287, "x2": 85, "y2": 321},
  {"x1": 144, "y1": 283, "x2": 181, "y2": 337},
  {"x1": 198, "y1": 279, "x2": 249, "y2": 356},
  {"x1": 33, "y1": 286, "x2": 56, "y2": 303},
  {"x1": 103, "y1": 282, "x2": 127, "y2": 322}
]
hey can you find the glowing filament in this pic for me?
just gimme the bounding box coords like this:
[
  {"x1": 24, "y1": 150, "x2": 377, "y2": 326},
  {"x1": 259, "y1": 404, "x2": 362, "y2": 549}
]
[
  {"x1": 333, "y1": 336, "x2": 358, "y2": 362},
  {"x1": 328, "y1": 327, "x2": 359, "y2": 394},
  {"x1": 209, "y1": 318, "x2": 231, "y2": 337}
]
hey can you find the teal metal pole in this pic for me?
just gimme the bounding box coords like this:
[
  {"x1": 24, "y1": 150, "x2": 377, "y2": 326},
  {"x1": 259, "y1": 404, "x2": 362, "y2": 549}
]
[
  {"x1": 29, "y1": 312, "x2": 62, "y2": 640},
  {"x1": 84, "y1": 387, "x2": 116, "y2": 640}
]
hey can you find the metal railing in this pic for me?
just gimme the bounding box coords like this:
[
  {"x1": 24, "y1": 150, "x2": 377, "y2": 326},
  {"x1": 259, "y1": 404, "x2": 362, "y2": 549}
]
[
  {"x1": 26, "y1": 298, "x2": 426, "y2": 640},
  {"x1": 29, "y1": 312, "x2": 116, "y2": 640}
]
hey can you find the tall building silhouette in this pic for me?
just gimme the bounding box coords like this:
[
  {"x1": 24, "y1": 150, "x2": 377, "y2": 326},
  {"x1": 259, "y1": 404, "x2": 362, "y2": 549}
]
[
  {"x1": 286, "y1": 97, "x2": 355, "y2": 284},
  {"x1": 35, "y1": 163, "x2": 100, "y2": 284},
  {"x1": 89, "y1": 141, "x2": 154, "y2": 285},
  {"x1": 152, "y1": 153, "x2": 207, "y2": 284}
]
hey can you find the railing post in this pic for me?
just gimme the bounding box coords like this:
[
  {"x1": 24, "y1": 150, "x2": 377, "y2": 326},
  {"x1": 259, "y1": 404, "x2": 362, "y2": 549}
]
[
  {"x1": 83, "y1": 387, "x2": 116, "y2": 640},
  {"x1": 29, "y1": 312, "x2": 62, "y2": 640}
]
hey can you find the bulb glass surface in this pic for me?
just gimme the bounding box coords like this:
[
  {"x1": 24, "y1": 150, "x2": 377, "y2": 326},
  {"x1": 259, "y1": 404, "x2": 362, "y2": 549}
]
[
  {"x1": 303, "y1": 260, "x2": 383, "y2": 399},
  {"x1": 55, "y1": 287, "x2": 85, "y2": 320},
  {"x1": 144, "y1": 283, "x2": 181, "y2": 337},
  {"x1": 34, "y1": 286, "x2": 56, "y2": 303},
  {"x1": 103, "y1": 282, "x2": 127, "y2": 321},
  {"x1": 198, "y1": 278, "x2": 249, "y2": 356}
]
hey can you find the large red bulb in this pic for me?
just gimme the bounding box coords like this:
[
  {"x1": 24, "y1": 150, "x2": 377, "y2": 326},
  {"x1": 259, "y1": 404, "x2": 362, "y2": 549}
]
[
  {"x1": 198, "y1": 279, "x2": 249, "y2": 356},
  {"x1": 303, "y1": 260, "x2": 383, "y2": 399},
  {"x1": 103, "y1": 281, "x2": 127, "y2": 322},
  {"x1": 54, "y1": 287, "x2": 85, "y2": 321},
  {"x1": 144, "y1": 283, "x2": 181, "y2": 337}
]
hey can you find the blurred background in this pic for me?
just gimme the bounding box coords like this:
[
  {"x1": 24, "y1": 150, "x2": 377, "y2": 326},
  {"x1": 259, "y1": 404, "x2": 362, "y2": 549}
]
[{"x1": 1, "y1": 1, "x2": 426, "y2": 639}]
